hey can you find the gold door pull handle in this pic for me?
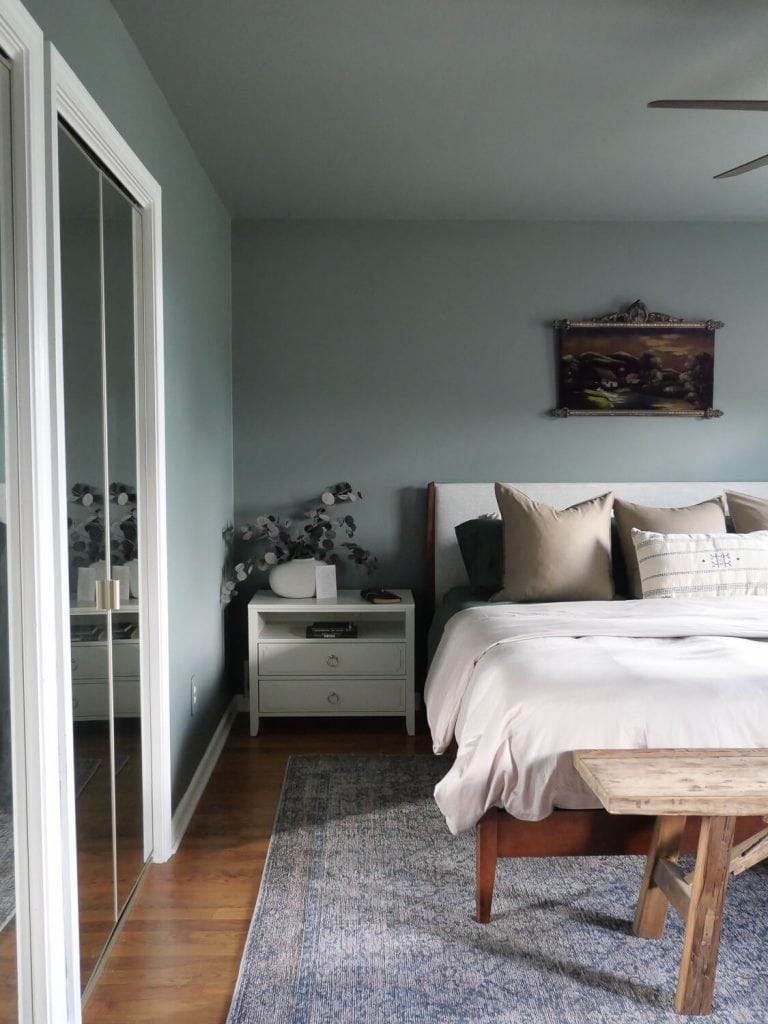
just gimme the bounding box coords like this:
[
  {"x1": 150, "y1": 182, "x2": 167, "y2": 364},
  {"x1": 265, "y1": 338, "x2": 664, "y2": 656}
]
[{"x1": 95, "y1": 579, "x2": 121, "y2": 611}]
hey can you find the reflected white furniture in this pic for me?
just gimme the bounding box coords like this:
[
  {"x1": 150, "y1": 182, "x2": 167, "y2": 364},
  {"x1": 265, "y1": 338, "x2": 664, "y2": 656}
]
[
  {"x1": 248, "y1": 589, "x2": 415, "y2": 736},
  {"x1": 69, "y1": 604, "x2": 140, "y2": 720}
]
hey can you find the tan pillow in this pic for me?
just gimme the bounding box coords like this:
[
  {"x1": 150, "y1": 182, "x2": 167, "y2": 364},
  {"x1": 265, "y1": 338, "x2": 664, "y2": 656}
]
[
  {"x1": 491, "y1": 485, "x2": 614, "y2": 602},
  {"x1": 614, "y1": 496, "x2": 726, "y2": 598},
  {"x1": 726, "y1": 490, "x2": 768, "y2": 533}
]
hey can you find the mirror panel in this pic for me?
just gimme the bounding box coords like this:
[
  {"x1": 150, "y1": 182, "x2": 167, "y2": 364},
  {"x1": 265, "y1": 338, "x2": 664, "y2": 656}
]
[
  {"x1": 58, "y1": 125, "x2": 115, "y2": 990},
  {"x1": 102, "y1": 176, "x2": 143, "y2": 914},
  {"x1": 0, "y1": 51, "x2": 17, "y2": 1024}
]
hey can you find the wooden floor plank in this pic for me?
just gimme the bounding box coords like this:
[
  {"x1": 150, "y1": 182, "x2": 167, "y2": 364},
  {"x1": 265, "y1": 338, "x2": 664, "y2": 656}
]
[{"x1": 82, "y1": 713, "x2": 433, "y2": 1023}]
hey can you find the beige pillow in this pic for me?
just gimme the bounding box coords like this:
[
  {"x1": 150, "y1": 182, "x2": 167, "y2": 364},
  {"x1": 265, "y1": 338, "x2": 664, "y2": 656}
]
[
  {"x1": 614, "y1": 496, "x2": 726, "y2": 598},
  {"x1": 491, "y1": 485, "x2": 614, "y2": 602},
  {"x1": 726, "y1": 490, "x2": 768, "y2": 533}
]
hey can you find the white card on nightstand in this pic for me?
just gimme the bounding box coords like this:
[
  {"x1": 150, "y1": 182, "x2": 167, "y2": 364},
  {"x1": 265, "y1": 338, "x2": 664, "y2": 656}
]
[
  {"x1": 315, "y1": 564, "x2": 337, "y2": 600},
  {"x1": 77, "y1": 566, "x2": 96, "y2": 604}
]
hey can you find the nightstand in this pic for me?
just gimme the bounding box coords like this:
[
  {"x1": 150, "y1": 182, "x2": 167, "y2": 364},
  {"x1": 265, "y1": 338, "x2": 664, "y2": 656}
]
[
  {"x1": 247, "y1": 589, "x2": 415, "y2": 736},
  {"x1": 70, "y1": 601, "x2": 141, "y2": 720}
]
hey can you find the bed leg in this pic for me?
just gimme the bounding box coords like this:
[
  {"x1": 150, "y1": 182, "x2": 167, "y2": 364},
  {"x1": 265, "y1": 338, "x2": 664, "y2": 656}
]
[{"x1": 476, "y1": 810, "x2": 499, "y2": 923}]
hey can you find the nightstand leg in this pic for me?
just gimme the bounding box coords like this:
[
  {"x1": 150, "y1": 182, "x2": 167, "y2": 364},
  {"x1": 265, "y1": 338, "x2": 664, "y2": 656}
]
[{"x1": 249, "y1": 679, "x2": 259, "y2": 735}]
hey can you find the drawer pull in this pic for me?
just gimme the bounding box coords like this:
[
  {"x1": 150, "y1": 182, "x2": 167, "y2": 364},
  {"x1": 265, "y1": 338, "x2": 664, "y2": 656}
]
[
  {"x1": 72, "y1": 696, "x2": 79, "y2": 709},
  {"x1": 327, "y1": 691, "x2": 341, "y2": 705},
  {"x1": 71, "y1": 657, "x2": 78, "y2": 672},
  {"x1": 326, "y1": 654, "x2": 340, "y2": 668}
]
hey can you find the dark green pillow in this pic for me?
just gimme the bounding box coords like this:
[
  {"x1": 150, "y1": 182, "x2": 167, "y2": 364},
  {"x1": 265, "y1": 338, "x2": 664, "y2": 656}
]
[
  {"x1": 455, "y1": 518, "x2": 504, "y2": 596},
  {"x1": 609, "y1": 518, "x2": 628, "y2": 598}
]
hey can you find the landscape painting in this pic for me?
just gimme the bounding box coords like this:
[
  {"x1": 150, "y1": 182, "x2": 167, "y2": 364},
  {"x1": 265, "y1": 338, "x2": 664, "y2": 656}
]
[{"x1": 556, "y1": 324, "x2": 717, "y2": 416}]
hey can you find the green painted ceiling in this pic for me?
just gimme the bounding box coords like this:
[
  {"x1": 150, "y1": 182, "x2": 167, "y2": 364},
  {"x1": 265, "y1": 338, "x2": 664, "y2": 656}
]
[{"x1": 111, "y1": 0, "x2": 768, "y2": 220}]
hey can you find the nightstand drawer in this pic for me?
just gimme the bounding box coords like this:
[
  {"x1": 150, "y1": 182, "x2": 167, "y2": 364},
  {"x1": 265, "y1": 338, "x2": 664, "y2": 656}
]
[
  {"x1": 113, "y1": 642, "x2": 139, "y2": 676},
  {"x1": 258, "y1": 641, "x2": 404, "y2": 677},
  {"x1": 71, "y1": 645, "x2": 107, "y2": 679},
  {"x1": 72, "y1": 678, "x2": 140, "y2": 719},
  {"x1": 259, "y1": 677, "x2": 405, "y2": 714},
  {"x1": 71, "y1": 642, "x2": 139, "y2": 679}
]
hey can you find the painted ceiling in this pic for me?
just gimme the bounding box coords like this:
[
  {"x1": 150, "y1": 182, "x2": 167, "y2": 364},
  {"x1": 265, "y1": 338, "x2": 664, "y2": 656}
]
[{"x1": 110, "y1": 0, "x2": 768, "y2": 220}]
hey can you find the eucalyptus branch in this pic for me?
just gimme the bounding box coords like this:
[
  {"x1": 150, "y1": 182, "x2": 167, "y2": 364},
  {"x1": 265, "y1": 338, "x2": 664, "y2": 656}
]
[{"x1": 221, "y1": 482, "x2": 378, "y2": 603}]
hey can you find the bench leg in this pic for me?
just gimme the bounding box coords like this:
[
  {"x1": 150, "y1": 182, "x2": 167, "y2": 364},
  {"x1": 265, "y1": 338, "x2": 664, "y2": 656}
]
[
  {"x1": 633, "y1": 814, "x2": 686, "y2": 939},
  {"x1": 675, "y1": 815, "x2": 735, "y2": 1016},
  {"x1": 476, "y1": 811, "x2": 499, "y2": 923}
]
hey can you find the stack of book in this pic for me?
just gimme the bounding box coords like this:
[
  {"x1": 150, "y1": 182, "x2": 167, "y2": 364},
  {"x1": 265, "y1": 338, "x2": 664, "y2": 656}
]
[{"x1": 305, "y1": 621, "x2": 358, "y2": 639}]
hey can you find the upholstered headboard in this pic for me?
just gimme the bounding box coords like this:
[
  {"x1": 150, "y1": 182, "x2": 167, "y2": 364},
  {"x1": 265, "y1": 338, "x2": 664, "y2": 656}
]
[{"x1": 428, "y1": 482, "x2": 768, "y2": 603}]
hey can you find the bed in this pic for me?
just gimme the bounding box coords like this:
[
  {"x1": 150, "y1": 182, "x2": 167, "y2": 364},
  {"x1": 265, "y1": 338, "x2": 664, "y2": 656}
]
[{"x1": 423, "y1": 481, "x2": 768, "y2": 921}]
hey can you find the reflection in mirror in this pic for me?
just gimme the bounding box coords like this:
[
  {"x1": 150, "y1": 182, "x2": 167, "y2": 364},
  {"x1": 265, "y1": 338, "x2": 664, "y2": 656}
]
[
  {"x1": 59, "y1": 123, "x2": 145, "y2": 993},
  {"x1": 0, "y1": 52, "x2": 18, "y2": 1024},
  {"x1": 59, "y1": 125, "x2": 113, "y2": 991},
  {"x1": 102, "y1": 176, "x2": 143, "y2": 915}
]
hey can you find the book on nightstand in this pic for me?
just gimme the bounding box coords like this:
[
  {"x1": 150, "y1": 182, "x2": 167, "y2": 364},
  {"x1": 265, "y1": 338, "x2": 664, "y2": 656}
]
[
  {"x1": 305, "y1": 621, "x2": 358, "y2": 639},
  {"x1": 360, "y1": 589, "x2": 401, "y2": 604}
]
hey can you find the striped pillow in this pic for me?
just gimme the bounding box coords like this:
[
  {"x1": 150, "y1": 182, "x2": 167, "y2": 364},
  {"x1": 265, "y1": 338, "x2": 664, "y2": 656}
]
[{"x1": 631, "y1": 528, "x2": 768, "y2": 598}]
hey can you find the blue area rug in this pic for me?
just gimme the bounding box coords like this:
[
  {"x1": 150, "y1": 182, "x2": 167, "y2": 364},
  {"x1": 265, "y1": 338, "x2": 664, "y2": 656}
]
[
  {"x1": 0, "y1": 807, "x2": 12, "y2": 932},
  {"x1": 227, "y1": 755, "x2": 768, "y2": 1023}
]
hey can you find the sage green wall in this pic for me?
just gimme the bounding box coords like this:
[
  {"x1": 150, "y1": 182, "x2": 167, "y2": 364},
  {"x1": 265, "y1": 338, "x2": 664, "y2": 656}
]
[
  {"x1": 232, "y1": 220, "x2": 768, "y2": 608},
  {"x1": 24, "y1": 0, "x2": 234, "y2": 808}
]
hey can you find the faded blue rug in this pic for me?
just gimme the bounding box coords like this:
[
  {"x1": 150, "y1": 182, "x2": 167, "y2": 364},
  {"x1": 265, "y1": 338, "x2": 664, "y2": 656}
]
[
  {"x1": 228, "y1": 755, "x2": 768, "y2": 1023},
  {"x1": 0, "y1": 807, "x2": 12, "y2": 932}
]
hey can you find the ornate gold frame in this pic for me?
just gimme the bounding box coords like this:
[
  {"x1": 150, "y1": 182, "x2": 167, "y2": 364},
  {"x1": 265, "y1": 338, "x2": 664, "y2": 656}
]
[{"x1": 552, "y1": 299, "x2": 723, "y2": 418}]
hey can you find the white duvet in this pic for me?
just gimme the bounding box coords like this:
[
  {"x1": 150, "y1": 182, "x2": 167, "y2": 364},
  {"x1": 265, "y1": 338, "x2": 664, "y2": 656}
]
[{"x1": 425, "y1": 599, "x2": 768, "y2": 833}]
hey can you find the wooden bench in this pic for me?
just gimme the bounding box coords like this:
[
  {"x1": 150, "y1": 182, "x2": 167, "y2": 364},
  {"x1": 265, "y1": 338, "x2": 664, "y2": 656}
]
[{"x1": 573, "y1": 748, "x2": 768, "y2": 1016}]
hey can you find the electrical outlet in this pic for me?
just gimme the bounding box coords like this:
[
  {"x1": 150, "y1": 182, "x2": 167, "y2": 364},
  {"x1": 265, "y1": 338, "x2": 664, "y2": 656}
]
[{"x1": 190, "y1": 674, "x2": 198, "y2": 716}]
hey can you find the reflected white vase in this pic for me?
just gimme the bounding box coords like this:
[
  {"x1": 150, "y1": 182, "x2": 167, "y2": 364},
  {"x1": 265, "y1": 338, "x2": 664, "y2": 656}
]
[{"x1": 268, "y1": 557, "x2": 317, "y2": 599}]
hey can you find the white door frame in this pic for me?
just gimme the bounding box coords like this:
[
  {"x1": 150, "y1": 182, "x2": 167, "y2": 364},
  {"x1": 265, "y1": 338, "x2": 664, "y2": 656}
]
[
  {"x1": 46, "y1": 41, "x2": 172, "y2": 1001},
  {"x1": 0, "y1": 1, "x2": 74, "y2": 1022}
]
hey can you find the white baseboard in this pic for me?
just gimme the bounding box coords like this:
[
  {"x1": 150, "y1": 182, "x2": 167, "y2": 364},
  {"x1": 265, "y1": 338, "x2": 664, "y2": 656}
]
[{"x1": 171, "y1": 697, "x2": 238, "y2": 853}]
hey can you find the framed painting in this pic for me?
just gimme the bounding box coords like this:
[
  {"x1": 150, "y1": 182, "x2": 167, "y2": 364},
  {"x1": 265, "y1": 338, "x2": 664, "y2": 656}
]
[{"x1": 552, "y1": 300, "x2": 723, "y2": 417}]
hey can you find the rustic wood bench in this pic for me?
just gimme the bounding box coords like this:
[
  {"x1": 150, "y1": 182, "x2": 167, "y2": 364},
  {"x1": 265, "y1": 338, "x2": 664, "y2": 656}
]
[{"x1": 573, "y1": 748, "x2": 768, "y2": 1016}]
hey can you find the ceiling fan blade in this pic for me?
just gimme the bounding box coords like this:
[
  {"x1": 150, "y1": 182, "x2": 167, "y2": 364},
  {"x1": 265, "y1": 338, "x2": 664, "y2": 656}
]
[
  {"x1": 649, "y1": 99, "x2": 768, "y2": 111},
  {"x1": 714, "y1": 152, "x2": 768, "y2": 178}
]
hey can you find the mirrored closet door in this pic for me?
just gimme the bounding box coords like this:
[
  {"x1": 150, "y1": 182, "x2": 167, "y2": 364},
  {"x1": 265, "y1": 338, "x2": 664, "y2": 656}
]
[
  {"x1": 58, "y1": 123, "x2": 146, "y2": 991},
  {"x1": 0, "y1": 51, "x2": 18, "y2": 1024}
]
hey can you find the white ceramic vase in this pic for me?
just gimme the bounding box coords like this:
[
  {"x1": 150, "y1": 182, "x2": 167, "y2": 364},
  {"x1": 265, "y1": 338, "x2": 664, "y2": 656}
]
[{"x1": 268, "y1": 557, "x2": 317, "y2": 598}]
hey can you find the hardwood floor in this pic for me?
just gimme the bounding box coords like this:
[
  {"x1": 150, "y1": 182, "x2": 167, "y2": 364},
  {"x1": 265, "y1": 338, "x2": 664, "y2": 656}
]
[
  {"x1": 0, "y1": 918, "x2": 16, "y2": 1022},
  {"x1": 83, "y1": 713, "x2": 433, "y2": 1023}
]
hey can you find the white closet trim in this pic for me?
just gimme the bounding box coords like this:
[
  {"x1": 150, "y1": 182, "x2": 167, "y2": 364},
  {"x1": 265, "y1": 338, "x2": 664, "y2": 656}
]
[
  {"x1": 47, "y1": 40, "x2": 172, "y2": 905},
  {"x1": 0, "y1": 2, "x2": 71, "y2": 1022}
]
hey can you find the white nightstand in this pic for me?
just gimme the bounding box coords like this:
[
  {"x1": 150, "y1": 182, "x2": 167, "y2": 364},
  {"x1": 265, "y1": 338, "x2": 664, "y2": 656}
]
[
  {"x1": 247, "y1": 589, "x2": 415, "y2": 736},
  {"x1": 70, "y1": 602, "x2": 141, "y2": 720}
]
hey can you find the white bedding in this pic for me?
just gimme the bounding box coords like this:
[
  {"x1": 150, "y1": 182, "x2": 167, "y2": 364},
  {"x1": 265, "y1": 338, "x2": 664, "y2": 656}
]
[{"x1": 425, "y1": 598, "x2": 768, "y2": 833}]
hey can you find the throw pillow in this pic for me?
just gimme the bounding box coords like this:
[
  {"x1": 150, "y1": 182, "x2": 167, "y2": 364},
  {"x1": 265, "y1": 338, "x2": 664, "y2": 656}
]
[
  {"x1": 725, "y1": 490, "x2": 768, "y2": 533},
  {"x1": 455, "y1": 516, "x2": 503, "y2": 596},
  {"x1": 491, "y1": 484, "x2": 614, "y2": 602},
  {"x1": 614, "y1": 496, "x2": 726, "y2": 599},
  {"x1": 631, "y1": 528, "x2": 768, "y2": 598}
]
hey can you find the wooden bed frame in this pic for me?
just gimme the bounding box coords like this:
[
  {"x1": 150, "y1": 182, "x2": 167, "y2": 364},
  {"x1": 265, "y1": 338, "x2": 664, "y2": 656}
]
[{"x1": 425, "y1": 480, "x2": 768, "y2": 922}]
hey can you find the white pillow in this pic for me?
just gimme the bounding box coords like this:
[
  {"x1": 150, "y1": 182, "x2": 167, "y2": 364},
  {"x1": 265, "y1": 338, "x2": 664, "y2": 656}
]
[{"x1": 631, "y1": 528, "x2": 768, "y2": 598}]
